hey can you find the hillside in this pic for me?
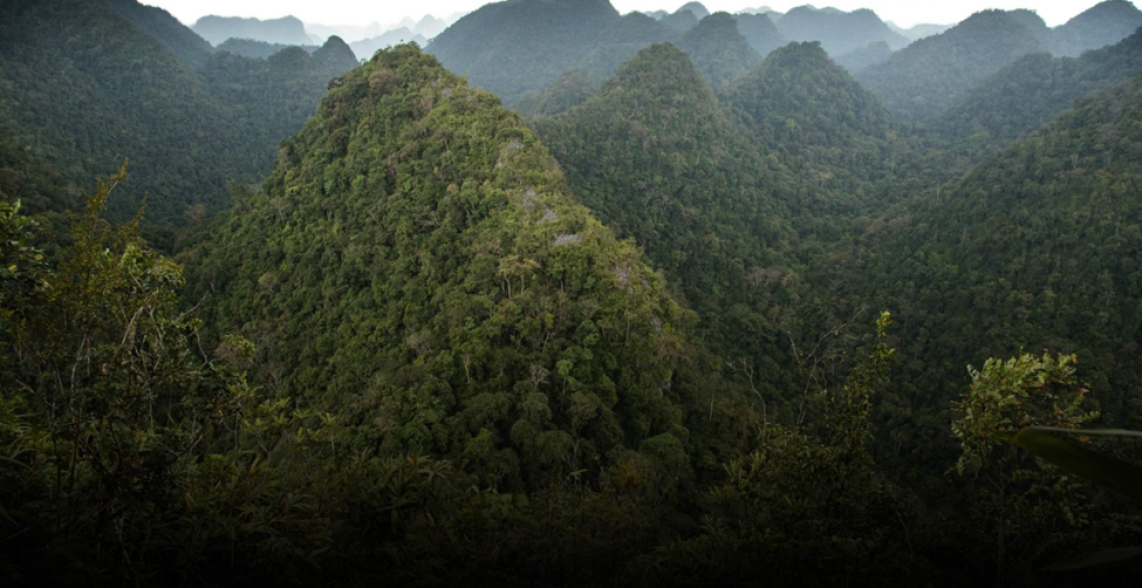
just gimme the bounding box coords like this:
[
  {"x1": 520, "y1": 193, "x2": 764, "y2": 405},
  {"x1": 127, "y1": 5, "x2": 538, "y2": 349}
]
[
  {"x1": 0, "y1": 0, "x2": 258, "y2": 223},
  {"x1": 732, "y1": 12, "x2": 786, "y2": 57},
  {"x1": 192, "y1": 14, "x2": 313, "y2": 46},
  {"x1": 1053, "y1": 0, "x2": 1142, "y2": 57},
  {"x1": 839, "y1": 79, "x2": 1142, "y2": 467},
  {"x1": 933, "y1": 28, "x2": 1142, "y2": 148},
  {"x1": 216, "y1": 38, "x2": 318, "y2": 60},
  {"x1": 426, "y1": 0, "x2": 620, "y2": 103},
  {"x1": 187, "y1": 45, "x2": 697, "y2": 487},
  {"x1": 775, "y1": 6, "x2": 909, "y2": 57},
  {"x1": 96, "y1": 0, "x2": 214, "y2": 68},
  {"x1": 536, "y1": 44, "x2": 795, "y2": 373},
  {"x1": 727, "y1": 41, "x2": 897, "y2": 183},
  {"x1": 676, "y1": 12, "x2": 763, "y2": 88},
  {"x1": 857, "y1": 10, "x2": 1048, "y2": 121}
]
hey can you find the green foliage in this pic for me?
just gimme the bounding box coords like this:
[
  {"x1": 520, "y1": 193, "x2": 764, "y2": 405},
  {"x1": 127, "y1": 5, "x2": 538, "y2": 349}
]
[
  {"x1": 675, "y1": 12, "x2": 762, "y2": 90},
  {"x1": 187, "y1": 45, "x2": 694, "y2": 489},
  {"x1": 0, "y1": 0, "x2": 355, "y2": 227},
  {"x1": 933, "y1": 28, "x2": 1142, "y2": 153}
]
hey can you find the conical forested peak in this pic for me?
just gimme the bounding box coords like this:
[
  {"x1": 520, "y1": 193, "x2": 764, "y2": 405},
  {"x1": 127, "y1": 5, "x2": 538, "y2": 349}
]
[
  {"x1": 191, "y1": 44, "x2": 693, "y2": 489},
  {"x1": 312, "y1": 34, "x2": 357, "y2": 69},
  {"x1": 728, "y1": 40, "x2": 894, "y2": 151},
  {"x1": 676, "y1": 12, "x2": 763, "y2": 87},
  {"x1": 602, "y1": 42, "x2": 714, "y2": 101}
]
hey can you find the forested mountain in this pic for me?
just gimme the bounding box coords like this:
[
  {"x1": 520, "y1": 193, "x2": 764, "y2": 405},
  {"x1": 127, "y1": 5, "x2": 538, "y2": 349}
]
[
  {"x1": 933, "y1": 28, "x2": 1142, "y2": 149},
  {"x1": 186, "y1": 45, "x2": 701, "y2": 490},
  {"x1": 732, "y1": 12, "x2": 786, "y2": 56},
  {"x1": 216, "y1": 38, "x2": 319, "y2": 60},
  {"x1": 775, "y1": 6, "x2": 909, "y2": 56},
  {"x1": 536, "y1": 44, "x2": 792, "y2": 360},
  {"x1": 660, "y1": 7, "x2": 701, "y2": 32},
  {"x1": 675, "y1": 12, "x2": 763, "y2": 88},
  {"x1": 201, "y1": 38, "x2": 359, "y2": 172},
  {"x1": 0, "y1": 0, "x2": 356, "y2": 226},
  {"x1": 7, "y1": 2, "x2": 1142, "y2": 586},
  {"x1": 727, "y1": 41, "x2": 898, "y2": 194},
  {"x1": 857, "y1": 9, "x2": 1049, "y2": 121},
  {"x1": 192, "y1": 14, "x2": 313, "y2": 46},
  {"x1": 1053, "y1": 0, "x2": 1142, "y2": 57},
  {"x1": 96, "y1": 0, "x2": 214, "y2": 69},
  {"x1": 575, "y1": 11, "x2": 680, "y2": 81},
  {"x1": 834, "y1": 40, "x2": 893, "y2": 73},
  {"x1": 427, "y1": 0, "x2": 621, "y2": 103},
  {"x1": 846, "y1": 77, "x2": 1142, "y2": 466},
  {"x1": 0, "y1": 0, "x2": 256, "y2": 222}
]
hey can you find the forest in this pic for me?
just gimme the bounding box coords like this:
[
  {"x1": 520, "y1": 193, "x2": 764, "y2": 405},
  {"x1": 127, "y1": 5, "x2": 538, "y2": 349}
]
[{"x1": 3, "y1": 0, "x2": 1142, "y2": 586}]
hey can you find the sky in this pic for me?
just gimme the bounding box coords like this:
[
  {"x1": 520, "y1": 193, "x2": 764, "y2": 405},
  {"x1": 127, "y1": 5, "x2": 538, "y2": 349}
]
[{"x1": 146, "y1": 0, "x2": 1131, "y2": 29}]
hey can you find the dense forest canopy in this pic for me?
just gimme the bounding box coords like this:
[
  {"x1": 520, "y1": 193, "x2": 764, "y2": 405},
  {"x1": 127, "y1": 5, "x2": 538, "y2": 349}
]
[{"x1": 4, "y1": 0, "x2": 1142, "y2": 585}]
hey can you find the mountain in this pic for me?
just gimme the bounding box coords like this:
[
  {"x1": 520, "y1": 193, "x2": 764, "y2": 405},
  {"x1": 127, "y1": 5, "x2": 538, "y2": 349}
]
[
  {"x1": 850, "y1": 78, "x2": 1142, "y2": 456},
  {"x1": 536, "y1": 43, "x2": 792, "y2": 359},
  {"x1": 857, "y1": 10, "x2": 1049, "y2": 121},
  {"x1": 192, "y1": 15, "x2": 313, "y2": 46},
  {"x1": 0, "y1": 0, "x2": 262, "y2": 223},
  {"x1": 933, "y1": 27, "x2": 1142, "y2": 148},
  {"x1": 732, "y1": 12, "x2": 787, "y2": 57},
  {"x1": 216, "y1": 38, "x2": 318, "y2": 60},
  {"x1": 414, "y1": 15, "x2": 448, "y2": 38},
  {"x1": 0, "y1": 0, "x2": 358, "y2": 226},
  {"x1": 661, "y1": 7, "x2": 700, "y2": 32},
  {"x1": 1052, "y1": 0, "x2": 1142, "y2": 57},
  {"x1": 676, "y1": 12, "x2": 763, "y2": 88},
  {"x1": 201, "y1": 37, "x2": 358, "y2": 169},
  {"x1": 575, "y1": 11, "x2": 679, "y2": 81},
  {"x1": 775, "y1": 6, "x2": 909, "y2": 56},
  {"x1": 514, "y1": 68, "x2": 598, "y2": 117},
  {"x1": 95, "y1": 0, "x2": 214, "y2": 69},
  {"x1": 349, "y1": 28, "x2": 428, "y2": 60},
  {"x1": 726, "y1": 41, "x2": 900, "y2": 223},
  {"x1": 677, "y1": 2, "x2": 710, "y2": 20},
  {"x1": 834, "y1": 41, "x2": 893, "y2": 73},
  {"x1": 426, "y1": 0, "x2": 621, "y2": 103},
  {"x1": 728, "y1": 42, "x2": 896, "y2": 162},
  {"x1": 187, "y1": 44, "x2": 695, "y2": 488}
]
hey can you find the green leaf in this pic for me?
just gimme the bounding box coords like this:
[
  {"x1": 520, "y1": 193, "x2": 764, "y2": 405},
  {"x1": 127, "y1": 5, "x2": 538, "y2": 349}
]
[{"x1": 1004, "y1": 427, "x2": 1142, "y2": 507}]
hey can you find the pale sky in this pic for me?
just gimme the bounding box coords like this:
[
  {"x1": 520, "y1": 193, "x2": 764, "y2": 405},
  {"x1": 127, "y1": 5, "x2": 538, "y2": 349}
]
[{"x1": 146, "y1": 0, "x2": 1130, "y2": 29}]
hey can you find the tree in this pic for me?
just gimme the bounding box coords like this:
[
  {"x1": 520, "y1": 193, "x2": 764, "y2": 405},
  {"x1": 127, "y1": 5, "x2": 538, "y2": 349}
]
[{"x1": 951, "y1": 352, "x2": 1099, "y2": 579}]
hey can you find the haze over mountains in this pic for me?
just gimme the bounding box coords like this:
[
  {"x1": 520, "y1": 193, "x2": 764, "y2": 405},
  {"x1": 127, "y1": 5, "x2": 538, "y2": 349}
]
[{"x1": 4, "y1": 0, "x2": 1142, "y2": 585}]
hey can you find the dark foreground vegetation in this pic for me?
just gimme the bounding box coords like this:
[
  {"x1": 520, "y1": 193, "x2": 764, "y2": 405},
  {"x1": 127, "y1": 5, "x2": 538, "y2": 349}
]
[{"x1": 3, "y1": 1, "x2": 1142, "y2": 586}]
